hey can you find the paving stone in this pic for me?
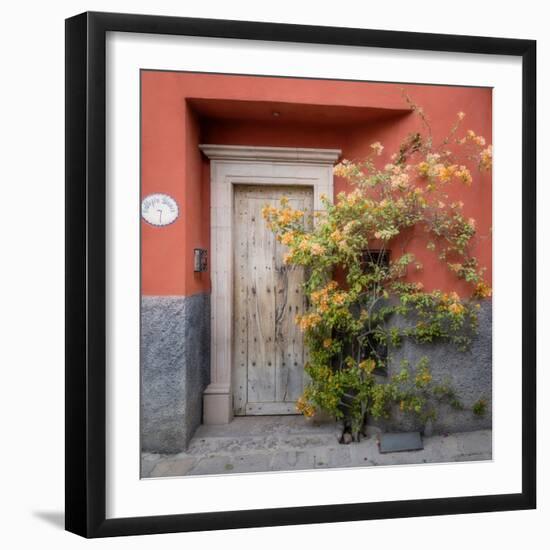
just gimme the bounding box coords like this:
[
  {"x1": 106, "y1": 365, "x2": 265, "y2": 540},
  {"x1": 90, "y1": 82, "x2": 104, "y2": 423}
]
[
  {"x1": 375, "y1": 450, "x2": 426, "y2": 465},
  {"x1": 275, "y1": 434, "x2": 339, "y2": 450},
  {"x1": 459, "y1": 430, "x2": 492, "y2": 455},
  {"x1": 349, "y1": 440, "x2": 376, "y2": 464},
  {"x1": 149, "y1": 456, "x2": 196, "y2": 478},
  {"x1": 140, "y1": 454, "x2": 161, "y2": 478},
  {"x1": 187, "y1": 435, "x2": 279, "y2": 455},
  {"x1": 269, "y1": 450, "x2": 314, "y2": 471},
  {"x1": 187, "y1": 454, "x2": 271, "y2": 476},
  {"x1": 313, "y1": 446, "x2": 352, "y2": 469},
  {"x1": 429, "y1": 434, "x2": 461, "y2": 461}
]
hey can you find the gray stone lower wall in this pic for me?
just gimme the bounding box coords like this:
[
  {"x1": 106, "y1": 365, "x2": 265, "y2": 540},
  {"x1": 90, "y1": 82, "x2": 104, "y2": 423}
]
[
  {"x1": 370, "y1": 299, "x2": 492, "y2": 435},
  {"x1": 141, "y1": 293, "x2": 210, "y2": 454}
]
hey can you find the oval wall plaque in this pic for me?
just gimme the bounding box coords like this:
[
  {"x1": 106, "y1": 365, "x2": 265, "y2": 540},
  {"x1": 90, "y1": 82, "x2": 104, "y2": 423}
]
[{"x1": 141, "y1": 193, "x2": 179, "y2": 226}]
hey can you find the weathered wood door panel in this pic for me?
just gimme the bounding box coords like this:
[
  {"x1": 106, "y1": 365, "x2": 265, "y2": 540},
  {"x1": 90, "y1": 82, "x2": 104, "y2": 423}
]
[{"x1": 233, "y1": 185, "x2": 313, "y2": 415}]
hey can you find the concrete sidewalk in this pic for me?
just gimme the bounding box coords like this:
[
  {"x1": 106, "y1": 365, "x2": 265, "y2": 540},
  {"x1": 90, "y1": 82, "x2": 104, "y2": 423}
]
[{"x1": 141, "y1": 416, "x2": 492, "y2": 478}]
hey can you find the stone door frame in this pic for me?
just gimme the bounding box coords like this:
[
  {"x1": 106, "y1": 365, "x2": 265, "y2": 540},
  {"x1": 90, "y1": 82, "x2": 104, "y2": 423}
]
[{"x1": 199, "y1": 144, "x2": 341, "y2": 424}]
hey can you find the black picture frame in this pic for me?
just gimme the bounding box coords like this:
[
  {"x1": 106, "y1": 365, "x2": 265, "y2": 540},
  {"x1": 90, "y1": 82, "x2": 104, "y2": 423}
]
[{"x1": 65, "y1": 11, "x2": 536, "y2": 538}]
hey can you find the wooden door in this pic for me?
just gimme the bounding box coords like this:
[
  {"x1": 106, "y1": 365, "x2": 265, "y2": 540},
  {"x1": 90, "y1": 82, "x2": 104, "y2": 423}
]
[{"x1": 233, "y1": 185, "x2": 313, "y2": 415}]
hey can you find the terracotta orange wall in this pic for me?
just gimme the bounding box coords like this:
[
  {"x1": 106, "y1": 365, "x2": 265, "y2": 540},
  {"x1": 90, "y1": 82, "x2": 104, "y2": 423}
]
[{"x1": 141, "y1": 71, "x2": 492, "y2": 297}]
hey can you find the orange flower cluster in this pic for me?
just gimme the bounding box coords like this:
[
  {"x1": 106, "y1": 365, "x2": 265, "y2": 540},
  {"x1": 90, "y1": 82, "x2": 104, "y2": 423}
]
[
  {"x1": 310, "y1": 281, "x2": 338, "y2": 313},
  {"x1": 370, "y1": 141, "x2": 384, "y2": 156},
  {"x1": 461, "y1": 129, "x2": 486, "y2": 147},
  {"x1": 341, "y1": 188, "x2": 362, "y2": 207},
  {"x1": 283, "y1": 235, "x2": 326, "y2": 263},
  {"x1": 283, "y1": 251, "x2": 294, "y2": 264},
  {"x1": 416, "y1": 153, "x2": 443, "y2": 178},
  {"x1": 455, "y1": 166, "x2": 473, "y2": 185},
  {"x1": 473, "y1": 281, "x2": 492, "y2": 299},
  {"x1": 479, "y1": 145, "x2": 493, "y2": 170},
  {"x1": 333, "y1": 159, "x2": 359, "y2": 179},
  {"x1": 296, "y1": 312, "x2": 322, "y2": 331},
  {"x1": 278, "y1": 207, "x2": 304, "y2": 225},
  {"x1": 448, "y1": 302, "x2": 465, "y2": 316},
  {"x1": 437, "y1": 165, "x2": 456, "y2": 183},
  {"x1": 359, "y1": 358, "x2": 377, "y2": 373},
  {"x1": 385, "y1": 162, "x2": 412, "y2": 181},
  {"x1": 279, "y1": 231, "x2": 296, "y2": 245},
  {"x1": 456, "y1": 129, "x2": 492, "y2": 171},
  {"x1": 310, "y1": 243, "x2": 326, "y2": 256},
  {"x1": 296, "y1": 396, "x2": 316, "y2": 417},
  {"x1": 415, "y1": 369, "x2": 432, "y2": 386},
  {"x1": 261, "y1": 203, "x2": 304, "y2": 228},
  {"x1": 330, "y1": 228, "x2": 344, "y2": 243},
  {"x1": 389, "y1": 171, "x2": 410, "y2": 190},
  {"x1": 284, "y1": 235, "x2": 327, "y2": 258},
  {"x1": 438, "y1": 291, "x2": 466, "y2": 316},
  {"x1": 323, "y1": 338, "x2": 333, "y2": 349},
  {"x1": 417, "y1": 157, "x2": 472, "y2": 186},
  {"x1": 298, "y1": 236, "x2": 311, "y2": 251}
]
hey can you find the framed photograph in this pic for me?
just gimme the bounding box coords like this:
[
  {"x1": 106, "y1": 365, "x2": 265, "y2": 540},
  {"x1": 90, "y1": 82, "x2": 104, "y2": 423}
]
[{"x1": 65, "y1": 11, "x2": 536, "y2": 538}]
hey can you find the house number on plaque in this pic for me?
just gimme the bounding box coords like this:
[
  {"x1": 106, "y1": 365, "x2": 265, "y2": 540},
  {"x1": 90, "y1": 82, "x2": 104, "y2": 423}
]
[{"x1": 141, "y1": 193, "x2": 179, "y2": 226}]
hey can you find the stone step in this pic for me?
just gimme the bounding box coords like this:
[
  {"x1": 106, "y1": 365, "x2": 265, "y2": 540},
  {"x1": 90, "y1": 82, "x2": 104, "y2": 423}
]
[
  {"x1": 193, "y1": 415, "x2": 340, "y2": 438},
  {"x1": 186, "y1": 431, "x2": 341, "y2": 455}
]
